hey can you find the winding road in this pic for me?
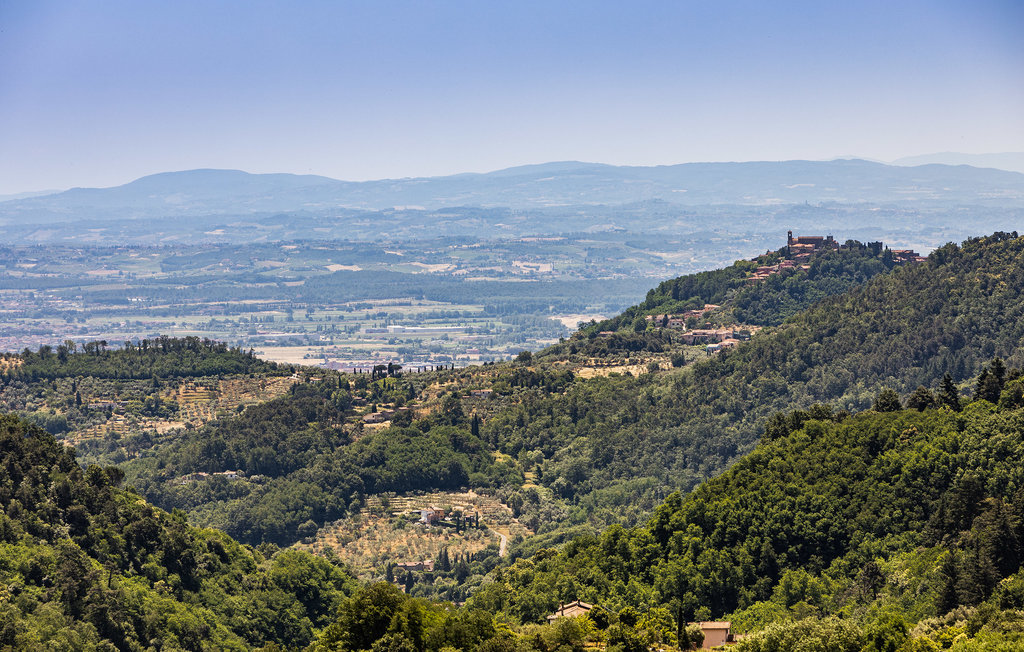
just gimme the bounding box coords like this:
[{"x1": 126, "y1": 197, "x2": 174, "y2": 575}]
[{"x1": 490, "y1": 528, "x2": 509, "y2": 557}]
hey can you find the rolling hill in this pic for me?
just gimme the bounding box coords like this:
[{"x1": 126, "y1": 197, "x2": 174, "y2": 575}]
[
  {"x1": 112, "y1": 233, "x2": 1024, "y2": 565},
  {"x1": 893, "y1": 151, "x2": 1024, "y2": 175},
  {"x1": 0, "y1": 414, "x2": 357, "y2": 650},
  {"x1": 2, "y1": 160, "x2": 1023, "y2": 226},
  {"x1": 468, "y1": 385, "x2": 1024, "y2": 650},
  {"x1": 6, "y1": 232, "x2": 1024, "y2": 649}
]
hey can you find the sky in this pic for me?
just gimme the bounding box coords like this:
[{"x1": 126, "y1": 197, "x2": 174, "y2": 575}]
[{"x1": 1, "y1": 0, "x2": 1022, "y2": 194}]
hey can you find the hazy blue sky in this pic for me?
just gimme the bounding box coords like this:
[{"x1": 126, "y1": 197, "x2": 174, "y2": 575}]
[{"x1": 1, "y1": 0, "x2": 1022, "y2": 193}]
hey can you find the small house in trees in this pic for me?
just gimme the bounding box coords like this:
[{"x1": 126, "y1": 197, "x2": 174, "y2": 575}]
[
  {"x1": 177, "y1": 472, "x2": 209, "y2": 484},
  {"x1": 546, "y1": 600, "x2": 593, "y2": 621},
  {"x1": 362, "y1": 410, "x2": 395, "y2": 423},
  {"x1": 707, "y1": 338, "x2": 741, "y2": 354},
  {"x1": 690, "y1": 621, "x2": 735, "y2": 648},
  {"x1": 419, "y1": 509, "x2": 444, "y2": 525}
]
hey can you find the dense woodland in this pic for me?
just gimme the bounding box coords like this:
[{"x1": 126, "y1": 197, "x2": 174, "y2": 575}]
[
  {"x1": 467, "y1": 376, "x2": 1024, "y2": 649},
  {"x1": 493, "y1": 232, "x2": 1024, "y2": 537},
  {"x1": 0, "y1": 414, "x2": 714, "y2": 651},
  {"x1": 0, "y1": 337, "x2": 282, "y2": 381},
  {"x1": 0, "y1": 415, "x2": 357, "y2": 650}
]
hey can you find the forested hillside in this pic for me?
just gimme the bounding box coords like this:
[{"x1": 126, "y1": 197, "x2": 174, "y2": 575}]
[
  {"x1": 124, "y1": 379, "x2": 520, "y2": 546},
  {"x1": 592, "y1": 242, "x2": 897, "y2": 333},
  {"x1": 0, "y1": 415, "x2": 356, "y2": 650},
  {"x1": 0, "y1": 413, "x2": 624, "y2": 651},
  {"x1": 1, "y1": 336, "x2": 282, "y2": 380},
  {"x1": 497, "y1": 232, "x2": 1024, "y2": 536},
  {"x1": 11, "y1": 391, "x2": 1024, "y2": 650},
  {"x1": 466, "y1": 370, "x2": 1024, "y2": 649},
  {"x1": 118, "y1": 233, "x2": 1024, "y2": 557}
]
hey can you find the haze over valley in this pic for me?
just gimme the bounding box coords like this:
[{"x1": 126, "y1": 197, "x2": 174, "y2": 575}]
[{"x1": 3, "y1": 159, "x2": 1023, "y2": 370}]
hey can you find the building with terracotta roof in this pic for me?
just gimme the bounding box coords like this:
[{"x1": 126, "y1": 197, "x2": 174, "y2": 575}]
[
  {"x1": 546, "y1": 600, "x2": 593, "y2": 621},
  {"x1": 786, "y1": 230, "x2": 839, "y2": 256}
]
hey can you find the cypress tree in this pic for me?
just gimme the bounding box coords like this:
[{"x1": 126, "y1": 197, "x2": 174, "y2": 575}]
[{"x1": 936, "y1": 552, "x2": 959, "y2": 614}]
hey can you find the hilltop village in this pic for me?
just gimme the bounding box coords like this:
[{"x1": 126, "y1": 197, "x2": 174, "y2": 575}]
[
  {"x1": 638, "y1": 232, "x2": 925, "y2": 355},
  {"x1": 762, "y1": 230, "x2": 925, "y2": 278}
]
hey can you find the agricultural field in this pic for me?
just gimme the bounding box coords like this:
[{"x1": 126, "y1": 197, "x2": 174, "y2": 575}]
[
  {"x1": 70, "y1": 375, "x2": 298, "y2": 443},
  {"x1": 297, "y1": 490, "x2": 531, "y2": 578},
  {"x1": 0, "y1": 238, "x2": 669, "y2": 369}
]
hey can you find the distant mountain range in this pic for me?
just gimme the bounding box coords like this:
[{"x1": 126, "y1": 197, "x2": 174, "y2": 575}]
[
  {"x1": 2, "y1": 159, "x2": 1023, "y2": 225},
  {"x1": 892, "y1": 151, "x2": 1024, "y2": 174},
  {"x1": 0, "y1": 189, "x2": 62, "y2": 202}
]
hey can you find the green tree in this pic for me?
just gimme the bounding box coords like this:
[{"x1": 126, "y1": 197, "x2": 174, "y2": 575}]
[
  {"x1": 974, "y1": 369, "x2": 1002, "y2": 403},
  {"x1": 905, "y1": 386, "x2": 935, "y2": 411},
  {"x1": 938, "y1": 374, "x2": 961, "y2": 412},
  {"x1": 857, "y1": 561, "x2": 885, "y2": 601},
  {"x1": 337, "y1": 583, "x2": 405, "y2": 651},
  {"x1": 873, "y1": 388, "x2": 902, "y2": 412},
  {"x1": 862, "y1": 614, "x2": 908, "y2": 652}
]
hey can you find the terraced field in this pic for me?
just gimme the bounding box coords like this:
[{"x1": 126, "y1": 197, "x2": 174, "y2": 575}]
[
  {"x1": 67, "y1": 375, "x2": 297, "y2": 444},
  {"x1": 297, "y1": 490, "x2": 531, "y2": 577}
]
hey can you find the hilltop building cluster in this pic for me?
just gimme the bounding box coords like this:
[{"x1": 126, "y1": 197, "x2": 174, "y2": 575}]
[
  {"x1": 642, "y1": 305, "x2": 755, "y2": 353},
  {"x1": 747, "y1": 231, "x2": 925, "y2": 284},
  {"x1": 638, "y1": 231, "x2": 926, "y2": 356},
  {"x1": 784, "y1": 230, "x2": 924, "y2": 263},
  {"x1": 643, "y1": 303, "x2": 720, "y2": 329},
  {"x1": 890, "y1": 248, "x2": 928, "y2": 264},
  {"x1": 640, "y1": 313, "x2": 757, "y2": 354},
  {"x1": 787, "y1": 231, "x2": 839, "y2": 258},
  {"x1": 643, "y1": 303, "x2": 759, "y2": 354},
  {"x1": 747, "y1": 258, "x2": 805, "y2": 284}
]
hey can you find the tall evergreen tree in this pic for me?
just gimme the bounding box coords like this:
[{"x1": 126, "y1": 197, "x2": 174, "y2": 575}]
[
  {"x1": 976, "y1": 373, "x2": 1002, "y2": 404},
  {"x1": 938, "y1": 373, "x2": 961, "y2": 412},
  {"x1": 990, "y1": 358, "x2": 1007, "y2": 386}
]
